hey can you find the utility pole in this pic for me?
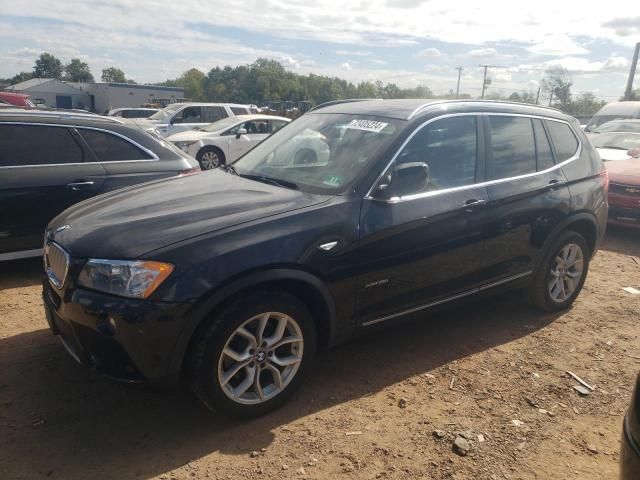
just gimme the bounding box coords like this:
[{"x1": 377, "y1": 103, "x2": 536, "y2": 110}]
[
  {"x1": 535, "y1": 87, "x2": 541, "y2": 105},
  {"x1": 548, "y1": 91, "x2": 554, "y2": 107},
  {"x1": 624, "y1": 42, "x2": 640, "y2": 101},
  {"x1": 479, "y1": 64, "x2": 500, "y2": 99},
  {"x1": 455, "y1": 66, "x2": 463, "y2": 99}
]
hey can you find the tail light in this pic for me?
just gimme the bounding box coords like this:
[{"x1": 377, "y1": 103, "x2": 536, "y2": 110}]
[{"x1": 599, "y1": 168, "x2": 609, "y2": 195}]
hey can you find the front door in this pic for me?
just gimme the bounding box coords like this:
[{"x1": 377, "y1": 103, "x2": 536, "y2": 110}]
[
  {"x1": 228, "y1": 119, "x2": 270, "y2": 161},
  {"x1": 0, "y1": 124, "x2": 105, "y2": 255},
  {"x1": 355, "y1": 114, "x2": 491, "y2": 325}
]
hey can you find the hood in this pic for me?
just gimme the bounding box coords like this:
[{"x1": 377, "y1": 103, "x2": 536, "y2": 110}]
[
  {"x1": 166, "y1": 129, "x2": 214, "y2": 143},
  {"x1": 596, "y1": 147, "x2": 634, "y2": 162},
  {"x1": 49, "y1": 170, "x2": 328, "y2": 259},
  {"x1": 123, "y1": 118, "x2": 159, "y2": 129},
  {"x1": 605, "y1": 158, "x2": 640, "y2": 185}
]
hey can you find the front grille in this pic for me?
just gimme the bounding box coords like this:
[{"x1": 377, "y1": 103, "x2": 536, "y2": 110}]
[
  {"x1": 45, "y1": 243, "x2": 70, "y2": 289},
  {"x1": 610, "y1": 182, "x2": 640, "y2": 196}
]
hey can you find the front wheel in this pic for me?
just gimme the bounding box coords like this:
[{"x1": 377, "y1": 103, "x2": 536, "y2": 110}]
[
  {"x1": 196, "y1": 147, "x2": 225, "y2": 170},
  {"x1": 188, "y1": 290, "x2": 317, "y2": 417},
  {"x1": 528, "y1": 231, "x2": 590, "y2": 311}
]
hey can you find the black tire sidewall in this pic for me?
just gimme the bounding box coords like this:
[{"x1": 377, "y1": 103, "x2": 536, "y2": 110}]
[
  {"x1": 531, "y1": 231, "x2": 590, "y2": 311},
  {"x1": 197, "y1": 147, "x2": 225, "y2": 170},
  {"x1": 191, "y1": 290, "x2": 317, "y2": 417}
]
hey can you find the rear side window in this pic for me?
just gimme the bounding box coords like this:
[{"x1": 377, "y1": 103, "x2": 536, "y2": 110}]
[
  {"x1": 546, "y1": 120, "x2": 578, "y2": 161},
  {"x1": 0, "y1": 124, "x2": 85, "y2": 166},
  {"x1": 397, "y1": 115, "x2": 477, "y2": 191},
  {"x1": 78, "y1": 129, "x2": 152, "y2": 161},
  {"x1": 205, "y1": 106, "x2": 228, "y2": 122},
  {"x1": 271, "y1": 120, "x2": 288, "y2": 132},
  {"x1": 533, "y1": 119, "x2": 554, "y2": 171},
  {"x1": 488, "y1": 116, "x2": 536, "y2": 179},
  {"x1": 231, "y1": 107, "x2": 249, "y2": 115}
]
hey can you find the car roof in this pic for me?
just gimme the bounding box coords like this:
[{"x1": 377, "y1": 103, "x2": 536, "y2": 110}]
[
  {"x1": 594, "y1": 101, "x2": 640, "y2": 116},
  {"x1": 0, "y1": 109, "x2": 124, "y2": 125},
  {"x1": 231, "y1": 114, "x2": 290, "y2": 122},
  {"x1": 169, "y1": 102, "x2": 253, "y2": 108},
  {"x1": 310, "y1": 98, "x2": 572, "y2": 121}
]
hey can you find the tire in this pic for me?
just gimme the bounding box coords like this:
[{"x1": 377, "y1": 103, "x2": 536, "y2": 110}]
[
  {"x1": 196, "y1": 147, "x2": 225, "y2": 170},
  {"x1": 188, "y1": 290, "x2": 317, "y2": 417},
  {"x1": 527, "y1": 230, "x2": 590, "y2": 312}
]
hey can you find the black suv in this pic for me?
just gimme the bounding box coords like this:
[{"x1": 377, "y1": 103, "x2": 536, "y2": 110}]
[
  {"x1": 0, "y1": 110, "x2": 199, "y2": 261},
  {"x1": 43, "y1": 99, "x2": 608, "y2": 417}
]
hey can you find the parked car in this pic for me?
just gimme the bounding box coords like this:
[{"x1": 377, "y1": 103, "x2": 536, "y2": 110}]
[
  {"x1": 587, "y1": 119, "x2": 640, "y2": 135},
  {"x1": 43, "y1": 99, "x2": 607, "y2": 417},
  {"x1": 590, "y1": 132, "x2": 640, "y2": 162},
  {"x1": 107, "y1": 107, "x2": 160, "y2": 119},
  {"x1": 0, "y1": 110, "x2": 199, "y2": 261},
  {"x1": 584, "y1": 101, "x2": 640, "y2": 133},
  {"x1": 605, "y1": 158, "x2": 640, "y2": 229},
  {"x1": 622, "y1": 372, "x2": 640, "y2": 479},
  {"x1": 125, "y1": 102, "x2": 254, "y2": 138},
  {"x1": 0, "y1": 92, "x2": 35, "y2": 108},
  {"x1": 167, "y1": 115, "x2": 290, "y2": 169}
]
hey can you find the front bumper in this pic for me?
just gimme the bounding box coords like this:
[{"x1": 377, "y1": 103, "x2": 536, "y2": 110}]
[
  {"x1": 43, "y1": 277, "x2": 191, "y2": 386},
  {"x1": 608, "y1": 192, "x2": 640, "y2": 229}
]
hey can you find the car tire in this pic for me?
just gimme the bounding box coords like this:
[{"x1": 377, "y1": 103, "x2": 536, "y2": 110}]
[
  {"x1": 188, "y1": 289, "x2": 317, "y2": 417},
  {"x1": 196, "y1": 147, "x2": 225, "y2": 170},
  {"x1": 527, "y1": 230, "x2": 590, "y2": 312}
]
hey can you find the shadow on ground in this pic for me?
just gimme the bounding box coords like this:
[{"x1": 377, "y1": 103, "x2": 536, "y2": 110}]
[{"x1": 0, "y1": 257, "x2": 41, "y2": 291}]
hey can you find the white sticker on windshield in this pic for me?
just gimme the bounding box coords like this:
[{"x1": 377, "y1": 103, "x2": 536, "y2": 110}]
[{"x1": 345, "y1": 119, "x2": 389, "y2": 133}]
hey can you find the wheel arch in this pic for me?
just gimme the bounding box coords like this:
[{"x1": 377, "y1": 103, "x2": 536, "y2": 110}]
[
  {"x1": 196, "y1": 143, "x2": 226, "y2": 165},
  {"x1": 168, "y1": 268, "x2": 337, "y2": 382}
]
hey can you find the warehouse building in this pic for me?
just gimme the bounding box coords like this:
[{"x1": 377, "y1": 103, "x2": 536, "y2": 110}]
[{"x1": 4, "y1": 79, "x2": 184, "y2": 113}]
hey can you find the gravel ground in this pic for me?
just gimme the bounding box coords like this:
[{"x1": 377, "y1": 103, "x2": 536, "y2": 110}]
[{"x1": 1, "y1": 226, "x2": 639, "y2": 480}]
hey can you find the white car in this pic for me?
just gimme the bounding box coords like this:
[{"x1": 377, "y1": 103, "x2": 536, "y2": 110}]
[
  {"x1": 107, "y1": 107, "x2": 159, "y2": 119},
  {"x1": 125, "y1": 102, "x2": 255, "y2": 138},
  {"x1": 167, "y1": 115, "x2": 290, "y2": 169}
]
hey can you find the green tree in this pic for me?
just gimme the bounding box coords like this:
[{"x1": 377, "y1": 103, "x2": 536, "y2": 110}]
[
  {"x1": 63, "y1": 58, "x2": 94, "y2": 82},
  {"x1": 568, "y1": 92, "x2": 606, "y2": 116},
  {"x1": 163, "y1": 68, "x2": 206, "y2": 100},
  {"x1": 101, "y1": 67, "x2": 126, "y2": 83},
  {"x1": 8, "y1": 71, "x2": 33, "y2": 85},
  {"x1": 33, "y1": 52, "x2": 63, "y2": 79},
  {"x1": 541, "y1": 66, "x2": 572, "y2": 111}
]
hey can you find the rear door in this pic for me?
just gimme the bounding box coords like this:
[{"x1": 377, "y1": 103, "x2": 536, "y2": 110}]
[
  {"x1": 0, "y1": 123, "x2": 106, "y2": 255},
  {"x1": 75, "y1": 127, "x2": 172, "y2": 190},
  {"x1": 482, "y1": 114, "x2": 572, "y2": 281},
  {"x1": 356, "y1": 114, "x2": 491, "y2": 325}
]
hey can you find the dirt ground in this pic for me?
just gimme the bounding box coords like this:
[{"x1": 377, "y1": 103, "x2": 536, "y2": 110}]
[{"x1": 1, "y1": 227, "x2": 639, "y2": 480}]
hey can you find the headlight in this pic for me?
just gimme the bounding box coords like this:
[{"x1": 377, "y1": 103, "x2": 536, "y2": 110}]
[
  {"x1": 77, "y1": 259, "x2": 174, "y2": 299},
  {"x1": 174, "y1": 140, "x2": 197, "y2": 152}
]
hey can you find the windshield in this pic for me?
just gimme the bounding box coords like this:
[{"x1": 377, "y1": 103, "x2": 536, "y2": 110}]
[
  {"x1": 232, "y1": 113, "x2": 403, "y2": 194},
  {"x1": 200, "y1": 116, "x2": 244, "y2": 132},
  {"x1": 593, "y1": 120, "x2": 640, "y2": 134},
  {"x1": 585, "y1": 114, "x2": 634, "y2": 132},
  {"x1": 149, "y1": 103, "x2": 183, "y2": 121},
  {"x1": 590, "y1": 132, "x2": 640, "y2": 150}
]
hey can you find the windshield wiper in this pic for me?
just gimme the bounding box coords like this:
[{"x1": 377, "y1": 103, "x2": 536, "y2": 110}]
[{"x1": 239, "y1": 173, "x2": 299, "y2": 190}]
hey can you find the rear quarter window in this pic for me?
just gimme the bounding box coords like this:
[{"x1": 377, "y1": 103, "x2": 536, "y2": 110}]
[
  {"x1": 0, "y1": 124, "x2": 85, "y2": 166},
  {"x1": 546, "y1": 121, "x2": 578, "y2": 161}
]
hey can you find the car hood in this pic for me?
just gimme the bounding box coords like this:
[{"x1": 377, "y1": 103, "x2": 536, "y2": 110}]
[
  {"x1": 605, "y1": 158, "x2": 640, "y2": 185},
  {"x1": 49, "y1": 170, "x2": 329, "y2": 259},
  {"x1": 123, "y1": 118, "x2": 160, "y2": 129},
  {"x1": 166, "y1": 129, "x2": 216, "y2": 142},
  {"x1": 596, "y1": 147, "x2": 633, "y2": 162}
]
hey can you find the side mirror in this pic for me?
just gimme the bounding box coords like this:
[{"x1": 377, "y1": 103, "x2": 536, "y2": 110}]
[
  {"x1": 236, "y1": 128, "x2": 248, "y2": 139},
  {"x1": 375, "y1": 162, "x2": 429, "y2": 198}
]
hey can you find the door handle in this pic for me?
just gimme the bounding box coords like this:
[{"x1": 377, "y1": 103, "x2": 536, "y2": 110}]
[
  {"x1": 546, "y1": 179, "x2": 566, "y2": 190},
  {"x1": 463, "y1": 199, "x2": 486, "y2": 212},
  {"x1": 67, "y1": 180, "x2": 95, "y2": 191}
]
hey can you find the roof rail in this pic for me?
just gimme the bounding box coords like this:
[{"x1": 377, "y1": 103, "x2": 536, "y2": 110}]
[
  {"x1": 309, "y1": 98, "x2": 382, "y2": 112},
  {"x1": 0, "y1": 109, "x2": 123, "y2": 123},
  {"x1": 408, "y1": 99, "x2": 565, "y2": 120}
]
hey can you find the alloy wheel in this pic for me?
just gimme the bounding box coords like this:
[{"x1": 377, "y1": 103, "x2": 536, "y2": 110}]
[
  {"x1": 547, "y1": 243, "x2": 584, "y2": 303},
  {"x1": 200, "y1": 151, "x2": 220, "y2": 169},
  {"x1": 217, "y1": 312, "x2": 304, "y2": 405}
]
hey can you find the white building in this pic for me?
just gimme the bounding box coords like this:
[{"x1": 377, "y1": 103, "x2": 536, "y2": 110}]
[{"x1": 5, "y1": 78, "x2": 185, "y2": 112}]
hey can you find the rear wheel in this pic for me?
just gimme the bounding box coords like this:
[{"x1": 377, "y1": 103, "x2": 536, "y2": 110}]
[
  {"x1": 528, "y1": 231, "x2": 590, "y2": 311},
  {"x1": 188, "y1": 290, "x2": 316, "y2": 417},
  {"x1": 197, "y1": 147, "x2": 225, "y2": 170}
]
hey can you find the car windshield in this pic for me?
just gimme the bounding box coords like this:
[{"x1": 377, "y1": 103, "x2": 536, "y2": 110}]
[
  {"x1": 585, "y1": 114, "x2": 633, "y2": 132},
  {"x1": 592, "y1": 120, "x2": 640, "y2": 134},
  {"x1": 149, "y1": 104, "x2": 183, "y2": 121},
  {"x1": 591, "y1": 132, "x2": 640, "y2": 150},
  {"x1": 200, "y1": 117, "x2": 243, "y2": 132},
  {"x1": 231, "y1": 113, "x2": 403, "y2": 194}
]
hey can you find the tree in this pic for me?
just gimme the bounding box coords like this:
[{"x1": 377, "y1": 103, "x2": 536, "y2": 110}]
[
  {"x1": 508, "y1": 90, "x2": 537, "y2": 104},
  {"x1": 63, "y1": 58, "x2": 94, "y2": 82},
  {"x1": 568, "y1": 92, "x2": 606, "y2": 117},
  {"x1": 101, "y1": 67, "x2": 126, "y2": 83},
  {"x1": 541, "y1": 66, "x2": 572, "y2": 110},
  {"x1": 33, "y1": 52, "x2": 63, "y2": 79},
  {"x1": 9, "y1": 71, "x2": 33, "y2": 85}
]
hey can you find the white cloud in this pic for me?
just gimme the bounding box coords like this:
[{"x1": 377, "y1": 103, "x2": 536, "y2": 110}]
[
  {"x1": 468, "y1": 47, "x2": 498, "y2": 57},
  {"x1": 418, "y1": 47, "x2": 442, "y2": 57},
  {"x1": 340, "y1": 62, "x2": 353, "y2": 70},
  {"x1": 525, "y1": 34, "x2": 590, "y2": 56},
  {"x1": 335, "y1": 50, "x2": 371, "y2": 56}
]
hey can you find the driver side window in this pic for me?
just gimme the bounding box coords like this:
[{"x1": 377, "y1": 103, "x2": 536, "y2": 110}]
[
  {"x1": 172, "y1": 106, "x2": 203, "y2": 124},
  {"x1": 397, "y1": 116, "x2": 478, "y2": 192}
]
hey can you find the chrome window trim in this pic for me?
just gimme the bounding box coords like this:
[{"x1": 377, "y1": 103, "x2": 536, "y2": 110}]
[
  {"x1": 365, "y1": 112, "x2": 581, "y2": 203},
  {"x1": 0, "y1": 121, "x2": 160, "y2": 169}
]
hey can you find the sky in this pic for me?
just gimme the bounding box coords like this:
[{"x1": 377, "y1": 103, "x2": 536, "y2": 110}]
[{"x1": 0, "y1": 0, "x2": 638, "y2": 100}]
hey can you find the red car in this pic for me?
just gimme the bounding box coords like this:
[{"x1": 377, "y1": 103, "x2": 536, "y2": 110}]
[
  {"x1": 0, "y1": 92, "x2": 35, "y2": 108},
  {"x1": 607, "y1": 158, "x2": 640, "y2": 228}
]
